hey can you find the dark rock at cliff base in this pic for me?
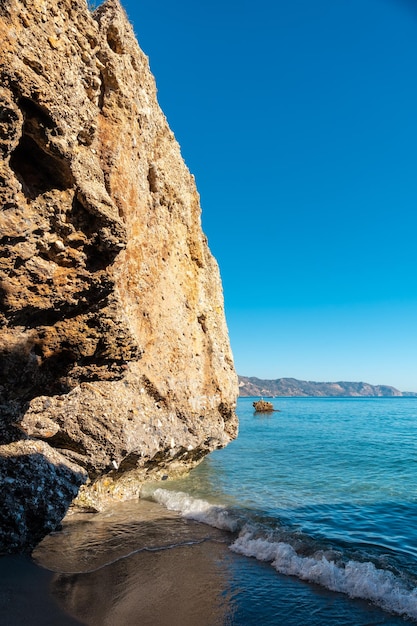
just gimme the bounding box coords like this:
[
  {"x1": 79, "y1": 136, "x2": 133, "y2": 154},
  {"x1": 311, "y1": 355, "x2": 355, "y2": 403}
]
[
  {"x1": 0, "y1": 0, "x2": 238, "y2": 553},
  {"x1": 0, "y1": 441, "x2": 87, "y2": 553}
]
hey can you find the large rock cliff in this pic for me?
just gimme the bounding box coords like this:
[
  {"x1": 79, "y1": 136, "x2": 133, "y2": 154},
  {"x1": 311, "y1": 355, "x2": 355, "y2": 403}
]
[{"x1": 0, "y1": 0, "x2": 238, "y2": 553}]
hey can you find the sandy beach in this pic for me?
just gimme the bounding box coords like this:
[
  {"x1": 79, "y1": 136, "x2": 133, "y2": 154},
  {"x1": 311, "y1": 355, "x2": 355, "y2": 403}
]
[
  {"x1": 1, "y1": 494, "x2": 412, "y2": 626},
  {"x1": 1, "y1": 499, "x2": 235, "y2": 626},
  {"x1": 0, "y1": 555, "x2": 81, "y2": 625}
]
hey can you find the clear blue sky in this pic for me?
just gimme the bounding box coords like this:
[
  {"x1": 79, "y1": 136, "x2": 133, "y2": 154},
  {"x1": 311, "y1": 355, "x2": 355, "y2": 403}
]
[{"x1": 121, "y1": 0, "x2": 417, "y2": 391}]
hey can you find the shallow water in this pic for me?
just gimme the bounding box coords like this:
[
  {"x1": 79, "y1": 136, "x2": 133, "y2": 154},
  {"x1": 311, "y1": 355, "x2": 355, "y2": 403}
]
[{"x1": 148, "y1": 397, "x2": 417, "y2": 623}]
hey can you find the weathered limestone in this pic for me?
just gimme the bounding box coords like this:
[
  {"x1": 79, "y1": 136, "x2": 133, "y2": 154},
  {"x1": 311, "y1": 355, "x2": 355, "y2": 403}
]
[{"x1": 0, "y1": 0, "x2": 238, "y2": 552}]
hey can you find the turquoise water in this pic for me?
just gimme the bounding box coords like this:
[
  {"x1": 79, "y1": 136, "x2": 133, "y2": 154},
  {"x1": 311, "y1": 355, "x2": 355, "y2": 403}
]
[{"x1": 151, "y1": 397, "x2": 417, "y2": 623}]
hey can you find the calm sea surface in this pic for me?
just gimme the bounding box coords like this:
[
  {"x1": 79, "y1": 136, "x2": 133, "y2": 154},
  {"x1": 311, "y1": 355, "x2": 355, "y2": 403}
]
[
  {"x1": 32, "y1": 397, "x2": 417, "y2": 625},
  {"x1": 150, "y1": 397, "x2": 417, "y2": 623}
]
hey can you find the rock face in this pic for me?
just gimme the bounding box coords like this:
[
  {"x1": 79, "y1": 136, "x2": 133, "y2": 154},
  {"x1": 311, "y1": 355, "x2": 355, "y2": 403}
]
[{"x1": 0, "y1": 0, "x2": 238, "y2": 553}]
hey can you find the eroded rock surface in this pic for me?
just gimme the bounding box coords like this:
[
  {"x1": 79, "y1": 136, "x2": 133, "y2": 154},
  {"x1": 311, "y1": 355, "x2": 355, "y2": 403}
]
[{"x1": 0, "y1": 0, "x2": 238, "y2": 552}]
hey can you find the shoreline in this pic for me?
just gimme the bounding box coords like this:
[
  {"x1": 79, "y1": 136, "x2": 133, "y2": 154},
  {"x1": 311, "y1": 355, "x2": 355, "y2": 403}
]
[
  {"x1": 1, "y1": 496, "x2": 413, "y2": 625},
  {"x1": 2, "y1": 536, "x2": 411, "y2": 626},
  {"x1": 2, "y1": 499, "x2": 235, "y2": 626}
]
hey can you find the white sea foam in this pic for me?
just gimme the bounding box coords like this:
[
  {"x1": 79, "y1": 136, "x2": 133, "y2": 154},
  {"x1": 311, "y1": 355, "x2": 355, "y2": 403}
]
[
  {"x1": 152, "y1": 489, "x2": 417, "y2": 621},
  {"x1": 152, "y1": 489, "x2": 240, "y2": 532},
  {"x1": 231, "y1": 532, "x2": 417, "y2": 620}
]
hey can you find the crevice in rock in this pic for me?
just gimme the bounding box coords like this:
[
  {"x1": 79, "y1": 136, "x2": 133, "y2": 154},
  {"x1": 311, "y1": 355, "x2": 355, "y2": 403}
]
[
  {"x1": 10, "y1": 135, "x2": 66, "y2": 198},
  {"x1": 141, "y1": 376, "x2": 168, "y2": 408},
  {"x1": 45, "y1": 431, "x2": 88, "y2": 457},
  {"x1": 197, "y1": 314, "x2": 207, "y2": 333},
  {"x1": 147, "y1": 164, "x2": 158, "y2": 193},
  {"x1": 117, "y1": 452, "x2": 141, "y2": 473},
  {"x1": 0, "y1": 235, "x2": 26, "y2": 247},
  {"x1": 130, "y1": 55, "x2": 138, "y2": 73},
  {"x1": 6, "y1": 279, "x2": 113, "y2": 328},
  {"x1": 106, "y1": 25, "x2": 124, "y2": 54},
  {"x1": 21, "y1": 56, "x2": 44, "y2": 75},
  {"x1": 19, "y1": 97, "x2": 54, "y2": 130},
  {"x1": 97, "y1": 71, "x2": 106, "y2": 110},
  {"x1": 9, "y1": 96, "x2": 71, "y2": 199}
]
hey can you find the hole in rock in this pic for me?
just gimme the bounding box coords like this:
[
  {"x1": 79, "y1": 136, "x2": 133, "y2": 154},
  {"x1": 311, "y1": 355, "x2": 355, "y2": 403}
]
[
  {"x1": 19, "y1": 97, "x2": 54, "y2": 130},
  {"x1": 9, "y1": 96, "x2": 72, "y2": 198},
  {"x1": 98, "y1": 71, "x2": 106, "y2": 110},
  {"x1": 148, "y1": 165, "x2": 158, "y2": 193},
  {"x1": 10, "y1": 135, "x2": 70, "y2": 198},
  {"x1": 106, "y1": 26, "x2": 124, "y2": 54}
]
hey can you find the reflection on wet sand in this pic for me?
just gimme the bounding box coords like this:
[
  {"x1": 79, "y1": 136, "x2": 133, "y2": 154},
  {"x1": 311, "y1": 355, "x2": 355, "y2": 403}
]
[{"x1": 33, "y1": 500, "x2": 236, "y2": 626}]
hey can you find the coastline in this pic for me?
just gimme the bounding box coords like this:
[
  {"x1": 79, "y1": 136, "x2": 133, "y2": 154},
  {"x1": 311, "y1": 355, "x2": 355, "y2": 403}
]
[
  {"x1": 1, "y1": 495, "x2": 412, "y2": 625},
  {"x1": 1, "y1": 499, "x2": 235, "y2": 626}
]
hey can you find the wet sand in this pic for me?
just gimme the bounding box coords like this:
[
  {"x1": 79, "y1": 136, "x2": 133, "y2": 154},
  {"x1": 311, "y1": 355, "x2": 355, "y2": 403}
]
[
  {"x1": 0, "y1": 499, "x2": 409, "y2": 625},
  {"x1": 0, "y1": 555, "x2": 81, "y2": 625},
  {"x1": 1, "y1": 499, "x2": 235, "y2": 626}
]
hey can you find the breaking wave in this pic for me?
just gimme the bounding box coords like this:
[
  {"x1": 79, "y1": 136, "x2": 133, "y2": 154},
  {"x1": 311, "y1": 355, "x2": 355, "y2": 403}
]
[
  {"x1": 152, "y1": 488, "x2": 417, "y2": 621},
  {"x1": 152, "y1": 487, "x2": 241, "y2": 532}
]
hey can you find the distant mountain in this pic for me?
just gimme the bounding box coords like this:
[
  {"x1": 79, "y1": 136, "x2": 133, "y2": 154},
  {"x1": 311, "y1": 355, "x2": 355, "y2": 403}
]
[{"x1": 238, "y1": 376, "x2": 417, "y2": 398}]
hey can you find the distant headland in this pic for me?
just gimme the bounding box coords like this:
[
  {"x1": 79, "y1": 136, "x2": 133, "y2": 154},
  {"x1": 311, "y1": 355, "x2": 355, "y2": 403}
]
[{"x1": 238, "y1": 376, "x2": 417, "y2": 398}]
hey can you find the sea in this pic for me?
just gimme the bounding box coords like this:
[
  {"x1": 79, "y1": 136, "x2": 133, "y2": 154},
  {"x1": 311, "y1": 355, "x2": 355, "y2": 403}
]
[{"x1": 30, "y1": 396, "x2": 417, "y2": 625}]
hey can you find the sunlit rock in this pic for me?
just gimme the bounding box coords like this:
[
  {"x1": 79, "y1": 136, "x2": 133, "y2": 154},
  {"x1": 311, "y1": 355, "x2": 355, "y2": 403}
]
[{"x1": 0, "y1": 0, "x2": 238, "y2": 552}]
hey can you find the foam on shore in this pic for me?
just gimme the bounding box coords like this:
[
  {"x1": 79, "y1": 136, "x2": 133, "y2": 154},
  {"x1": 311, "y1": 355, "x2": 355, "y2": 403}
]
[{"x1": 152, "y1": 488, "x2": 417, "y2": 621}]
